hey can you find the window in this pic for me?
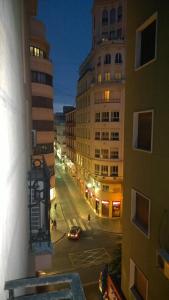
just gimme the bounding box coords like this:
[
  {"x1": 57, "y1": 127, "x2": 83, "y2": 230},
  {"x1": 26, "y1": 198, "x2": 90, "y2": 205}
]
[
  {"x1": 117, "y1": 6, "x2": 122, "y2": 22},
  {"x1": 105, "y1": 72, "x2": 111, "y2": 81},
  {"x1": 115, "y1": 53, "x2": 122, "y2": 64},
  {"x1": 131, "y1": 189, "x2": 150, "y2": 236},
  {"x1": 101, "y1": 132, "x2": 109, "y2": 140},
  {"x1": 104, "y1": 54, "x2": 111, "y2": 64},
  {"x1": 102, "y1": 112, "x2": 109, "y2": 122},
  {"x1": 110, "y1": 8, "x2": 116, "y2": 24},
  {"x1": 95, "y1": 132, "x2": 100, "y2": 140},
  {"x1": 110, "y1": 149, "x2": 119, "y2": 159},
  {"x1": 102, "y1": 9, "x2": 108, "y2": 25},
  {"x1": 102, "y1": 32, "x2": 109, "y2": 41},
  {"x1": 98, "y1": 73, "x2": 102, "y2": 83},
  {"x1": 117, "y1": 28, "x2": 122, "y2": 39},
  {"x1": 135, "y1": 13, "x2": 157, "y2": 69},
  {"x1": 110, "y1": 166, "x2": 118, "y2": 177},
  {"x1": 111, "y1": 132, "x2": 119, "y2": 141},
  {"x1": 101, "y1": 166, "x2": 108, "y2": 176},
  {"x1": 104, "y1": 90, "x2": 110, "y2": 101},
  {"x1": 133, "y1": 110, "x2": 153, "y2": 152},
  {"x1": 114, "y1": 72, "x2": 122, "y2": 80},
  {"x1": 31, "y1": 71, "x2": 53, "y2": 86},
  {"x1": 95, "y1": 164, "x2": 100, "y2": 175},
  {"x1": 95, "y1": 112, "x2": 100, "y2": 122},
  {"x1": 102, "y1": 185, "x2": 109, "y2": 192},
  {"x1": 111, "y1": 111, "x2": 119, "y2": 122},
  {"x1": 110, "y1": 30, "x2": 116, "y2": 40},
  {"x1": 97, "y1": 56, "x2": 101, "y2": 66},
  {"x1": 101, "y1": 149, "x2": 109, "y2": 159},
  {"x1": 95, "y1": 149, "x2": 100, "y2": 158},
  {"x1": 30, "y1": 45, "x2": 47, "y2": 58},
  {"x1": 130, "y1": 259, "x2": 148, "y2": 300}
]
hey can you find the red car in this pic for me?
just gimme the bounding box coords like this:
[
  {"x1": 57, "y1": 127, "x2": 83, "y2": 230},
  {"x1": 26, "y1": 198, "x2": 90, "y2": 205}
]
[{"x1": 67, "y1": 226, "x2": 81, "y2": 240}]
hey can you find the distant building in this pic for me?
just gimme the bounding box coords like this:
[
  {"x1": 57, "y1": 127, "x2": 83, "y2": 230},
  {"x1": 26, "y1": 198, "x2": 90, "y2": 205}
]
[
  {"x1": 76, "y1": 0, "x2": 126, "y2": 218},
  {"x1": 121, "y1": 1, "x2": 169, "y2": 299},
  {"x1": 54, "y1": 111, "x2": 66, "y2": 161},
  {"x1": 30, "y1": 17, "x2": 56, "y2": 201},
  {"x1": 65, "y1": 108, "x2": 76, "y2": 176}
]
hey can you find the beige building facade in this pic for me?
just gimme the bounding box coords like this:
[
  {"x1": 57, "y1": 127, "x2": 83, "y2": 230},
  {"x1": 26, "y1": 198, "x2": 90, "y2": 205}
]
[
  {"x1": 30, "y1": 18, "x2": 55, "y2": 201},
  {"x1": 76, "y1": 0, "x2": 126, "y2": 218},
  {"x1": 122, "y1": 1, "x2": 169, "y2": 299}
]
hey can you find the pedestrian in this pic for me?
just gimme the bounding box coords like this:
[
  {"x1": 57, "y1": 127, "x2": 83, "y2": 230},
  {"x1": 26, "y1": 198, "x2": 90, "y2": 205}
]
[{"x1": 88, "y1": 214, "x2": 91, "y2": 222}]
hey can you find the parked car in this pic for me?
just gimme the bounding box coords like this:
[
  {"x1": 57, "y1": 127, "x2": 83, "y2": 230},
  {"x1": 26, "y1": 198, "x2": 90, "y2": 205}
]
[{"x1": 67, "y1": 226, "x2": 81, "y2": 240}]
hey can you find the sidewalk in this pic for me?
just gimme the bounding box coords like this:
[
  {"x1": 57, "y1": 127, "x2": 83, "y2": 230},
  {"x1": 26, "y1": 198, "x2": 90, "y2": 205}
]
[{"x1": 50, "y1": 200, "x2": 67, "y2": 243}]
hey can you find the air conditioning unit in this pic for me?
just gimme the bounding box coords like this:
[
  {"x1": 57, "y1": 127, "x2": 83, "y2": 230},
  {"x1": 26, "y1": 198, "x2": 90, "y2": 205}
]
[{"x1": 157, "y1": 249, "x2": 169, "y2": 280}]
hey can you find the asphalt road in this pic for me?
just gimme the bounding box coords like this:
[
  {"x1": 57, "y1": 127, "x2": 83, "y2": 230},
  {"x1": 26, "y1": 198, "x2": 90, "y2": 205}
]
[{"x1": 49, "y1": 163, "x2": 122, "y2": 299}]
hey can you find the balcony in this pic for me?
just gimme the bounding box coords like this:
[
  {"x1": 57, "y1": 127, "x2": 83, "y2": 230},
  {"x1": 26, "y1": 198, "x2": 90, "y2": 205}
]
[
  {"x1": 94, "y1": 98, "x2": 120, "y2": 104},
  {"x1": 5, "y1": 273, "x2": 86, "y2": 300}
]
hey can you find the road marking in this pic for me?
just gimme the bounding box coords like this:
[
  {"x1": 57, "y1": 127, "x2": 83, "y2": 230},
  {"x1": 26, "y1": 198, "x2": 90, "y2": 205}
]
[
  {"x1": 67, "y1": 219, "x2": 72, "y2": 229},
  {"x1": 85, "y1": 222, "x2": 92, "y2": 230},
  {"x1": 72, "y1": 218, "x2": 78, "y2": 226},
  {"x1": 78, "y1": 219, "x2": 86, "y2": 231}
]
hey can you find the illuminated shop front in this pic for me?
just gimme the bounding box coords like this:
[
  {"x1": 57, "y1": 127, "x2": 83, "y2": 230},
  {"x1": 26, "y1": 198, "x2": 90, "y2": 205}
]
[{"x1": 102, "y1": 200, "x2": 110, "y2": 217}]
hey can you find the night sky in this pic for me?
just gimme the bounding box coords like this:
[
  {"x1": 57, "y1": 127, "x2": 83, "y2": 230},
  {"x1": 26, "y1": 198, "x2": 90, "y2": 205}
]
[{"x1": 37, "y1": 0, "x2": 93, "y2": 112}]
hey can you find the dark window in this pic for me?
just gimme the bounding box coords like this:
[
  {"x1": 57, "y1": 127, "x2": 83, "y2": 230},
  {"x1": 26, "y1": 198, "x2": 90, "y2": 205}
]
[
  {"x1": 102, "y1": 112, "x2": 109, "y2": 122},
  {"x1": 31, "y1": 71, "x2": 53, "y2": 86},
  {"x1": 32, "y1": 96, "x2": 53, "y2": 109},
  {"x1": 48, "y1": 165, "x2": 55, "y2": 177},
  {"x1": 104, "y1": 54, "x2": 111, "y2": 64},
  {"x1": 117, "y1": 28, "x2": 122, "y2": 39},
  {"x1": 102, "y1": 32, "x2": 109, "y2": 40},
  {"x1": 95, "y1": 113, "x2": 100, "y2": 122},
  {"x1": 134, "y1": 192, "x2": 149, "y2": 235},
  {"x1": 115, "y1": 53, "x2": 122, "y2": 64},
  {"x1": 140, "y1": 20, "x2": 156, "y2": 66},
  {"x1": 111, "y1": 112, "x2": 119, "y2": 122},
  {"x1": 33, "y1": 120, "x2": 54, "y2": 131},
  {"x1": 110, "y1": 8, "x2": 116, "y2": 24},
  {"x1": 110, "y1": 166, "x2": 118, "y2": 177},
  {"x1": 102, "y1": 9, "x2": 108, "y2": 25},
  {"x1": 33, "y1": 143, "x2": 54, "y2": 155},
  {"x1": 137, "y1": 112, "x2": 152, "y2": 151},
  {"x1": 117, "y1": 6, "x2": 122, "y2": 22},
  {"x1": 110, "y1": 30, "x2": 116, "y2": 40}
]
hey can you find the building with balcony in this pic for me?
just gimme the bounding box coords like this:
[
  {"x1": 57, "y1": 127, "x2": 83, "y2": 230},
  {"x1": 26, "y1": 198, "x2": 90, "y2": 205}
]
[
  {"x1": 30, "y1": 18, "x2": 55, "y2": 201},
  {"x1": 65, "y1": 107, "x2": 76, "y2": 176},
  {"x1": 76, "y1": 0, "x2": 126, "y2": 218},
  {"x1": 121, "y1": 1, "x2": 169, "y2": 299}
]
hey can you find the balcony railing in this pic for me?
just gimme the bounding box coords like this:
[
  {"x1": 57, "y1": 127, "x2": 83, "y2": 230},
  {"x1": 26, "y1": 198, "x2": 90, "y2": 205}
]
[
  {"x1": 5, "y1": 273, "x2": 86, "y2": 300},
  {"x1": 94, "y1": 98, "x2": 120, "y2": 104}
]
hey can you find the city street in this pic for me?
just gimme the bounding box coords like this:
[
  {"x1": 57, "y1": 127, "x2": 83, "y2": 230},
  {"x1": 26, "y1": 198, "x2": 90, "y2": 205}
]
[{"x1": 48, "y1": 162, "x2": 122, "y2": 299}]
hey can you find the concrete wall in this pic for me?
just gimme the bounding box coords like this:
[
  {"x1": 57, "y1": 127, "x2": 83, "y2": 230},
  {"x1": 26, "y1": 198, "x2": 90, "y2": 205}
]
[{"x1": 0, "y1": 0, "x2": 31, "y2": 298}]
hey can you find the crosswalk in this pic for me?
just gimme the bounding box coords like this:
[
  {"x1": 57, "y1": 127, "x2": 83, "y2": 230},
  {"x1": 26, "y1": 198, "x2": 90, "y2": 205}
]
[{"x1": 66, "y1": 218, "x2": 92, "y2": 232}]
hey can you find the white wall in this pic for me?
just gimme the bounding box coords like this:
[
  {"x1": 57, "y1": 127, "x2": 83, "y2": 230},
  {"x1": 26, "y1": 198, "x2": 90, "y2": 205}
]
[{"x1": 0, "y1": 0, "x2": 31, "y2": 298}]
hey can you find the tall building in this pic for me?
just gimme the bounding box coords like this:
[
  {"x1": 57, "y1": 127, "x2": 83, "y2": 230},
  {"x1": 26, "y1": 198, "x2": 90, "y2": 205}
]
[
  {"x1": 76, "y1": 0, "x2": 126, "y2": 218},
  {"x1": 65, "y1": 107, "x2": 76, "y2": 176},
  {"x1": 0, "y1": 1, "x2": 36, "y2": 298},
  {"x1": 30, "y1": 18, "x2": 56, "y2": 201},
  {"x1": 121, "y1": 1, "x2": 169, "y2": 299}
]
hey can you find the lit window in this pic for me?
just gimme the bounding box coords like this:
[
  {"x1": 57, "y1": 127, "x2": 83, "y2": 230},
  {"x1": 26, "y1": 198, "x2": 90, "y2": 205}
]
[
  {"x1": 102, "y1": 185, "x2": 109, "y2": 192},
  {"x1": 95, "y1": 164, "x2": 100, "y2": 175},
  {"x1": 133, "y1": 110, "x2": 153, "y2": 152},
  {"x1": 101, "y1": 149, "x2": 109, "y2": 159},
  {"x1": 105, "y1": 72, "x2": 111, "y2": 81},
  {"x1": 130, "y1": 259, "x2": 148, "y2": 300},
  {"x1": 131, "y1": 189, "x2": 150, "y2": 236},
  {"x1": 104, "y1": 90, "x2": 110, "y2": 101},
  {"x1": 114, "y1": 72, "x2": 122, "y2": 80},
  {"x1": 135, "y1": 13, "x2": 157, "y2": 69},
  {"x1": 98, "y1": 73, "x2": 102, "y2": 83}
]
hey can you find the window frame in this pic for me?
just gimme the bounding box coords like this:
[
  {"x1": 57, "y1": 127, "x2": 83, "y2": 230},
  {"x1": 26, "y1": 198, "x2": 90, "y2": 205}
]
[
  {"x1": 135, "y1": 12, "x2": 158, "y2": 71},
  {"x1": 133, "y1": 110, "x2": 154, "y2": 153},
  {"x1": 130, "y1": 259, "x2": 148, "y2": 300},
  {"x1": 131, "y1": 189, "x2": 151, "y2": 238}
]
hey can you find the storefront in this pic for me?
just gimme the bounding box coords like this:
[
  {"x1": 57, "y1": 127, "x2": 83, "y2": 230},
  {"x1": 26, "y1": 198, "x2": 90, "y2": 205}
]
[
  {"x1": 102, "y1": 200, "x2": 109, "y2": 217},
  {"x1": 112, "y1": 201, "x2": 121, "y2": 217}
]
